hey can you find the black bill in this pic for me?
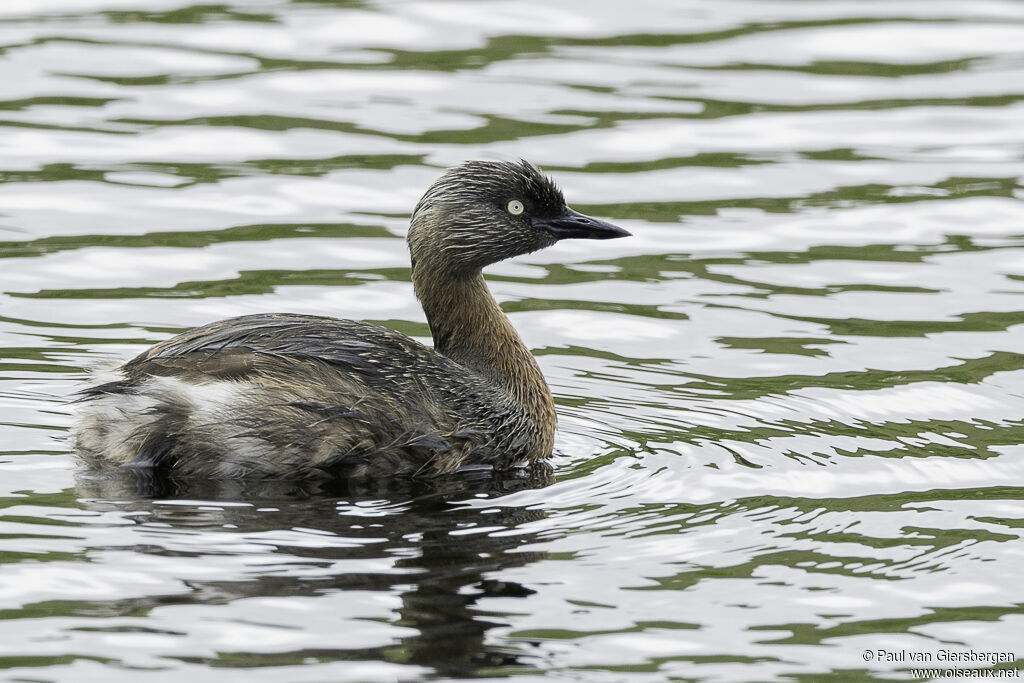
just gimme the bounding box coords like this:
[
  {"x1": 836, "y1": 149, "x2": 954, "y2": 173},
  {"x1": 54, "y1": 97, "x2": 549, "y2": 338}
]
[{"x1": 532, "y1": 207, "x2": 631, "y2": 240}]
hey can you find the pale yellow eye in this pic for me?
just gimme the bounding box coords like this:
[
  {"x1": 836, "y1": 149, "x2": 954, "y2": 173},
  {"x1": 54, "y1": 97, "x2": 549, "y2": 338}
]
[{"x1": 507, "y1": 199, "x2": 525, "y2": 216}]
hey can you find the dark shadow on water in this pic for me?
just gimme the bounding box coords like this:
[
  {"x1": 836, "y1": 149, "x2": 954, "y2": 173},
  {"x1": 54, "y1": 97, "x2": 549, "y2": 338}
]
[{"x1": 72, "y1": 466, "x2": 554, "y2": 677}]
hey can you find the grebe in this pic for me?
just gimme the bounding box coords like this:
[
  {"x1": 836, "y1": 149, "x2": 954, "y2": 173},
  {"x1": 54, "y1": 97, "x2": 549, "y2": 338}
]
[{"x1": 74, "y1": 160, "x2": 630, "y2": 479}]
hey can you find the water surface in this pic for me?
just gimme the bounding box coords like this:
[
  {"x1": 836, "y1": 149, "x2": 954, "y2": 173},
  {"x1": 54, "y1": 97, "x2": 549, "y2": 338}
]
[{"x1": 3, "y1": 1, "x2": 1024, "y2": 681}]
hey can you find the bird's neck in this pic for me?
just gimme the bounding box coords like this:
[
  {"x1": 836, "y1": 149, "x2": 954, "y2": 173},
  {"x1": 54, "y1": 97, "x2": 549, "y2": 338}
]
[{"x1": 413, "y1": 264, "x2": 556, "y2": 454}]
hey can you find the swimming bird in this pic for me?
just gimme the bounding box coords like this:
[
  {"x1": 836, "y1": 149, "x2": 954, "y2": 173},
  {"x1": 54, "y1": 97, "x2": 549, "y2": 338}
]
[{"x1": 73, "y1": 160, "x2": 630, "y2": 480}]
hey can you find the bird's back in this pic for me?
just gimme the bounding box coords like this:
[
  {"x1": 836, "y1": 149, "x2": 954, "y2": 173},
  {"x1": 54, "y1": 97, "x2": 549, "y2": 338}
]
[{"x1": 74, "y1": 314, "x2": 537, "y2": 479}]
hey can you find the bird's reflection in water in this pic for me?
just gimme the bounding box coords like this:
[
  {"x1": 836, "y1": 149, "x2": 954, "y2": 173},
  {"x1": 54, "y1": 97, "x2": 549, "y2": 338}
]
[{"x1": 75, "y1": 466, "x2": 555, "y2": 676}]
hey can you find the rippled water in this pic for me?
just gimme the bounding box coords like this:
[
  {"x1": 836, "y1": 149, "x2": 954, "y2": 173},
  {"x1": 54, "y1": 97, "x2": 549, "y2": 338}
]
[{"x1": 3, "y1": 1, "x2": 1024, "y2": 681}]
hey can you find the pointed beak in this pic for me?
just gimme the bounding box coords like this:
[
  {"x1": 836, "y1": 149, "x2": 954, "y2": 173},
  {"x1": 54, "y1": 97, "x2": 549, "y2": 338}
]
[{"x1": 532, "y1": 207, "x2": 631, "y2": 241}]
